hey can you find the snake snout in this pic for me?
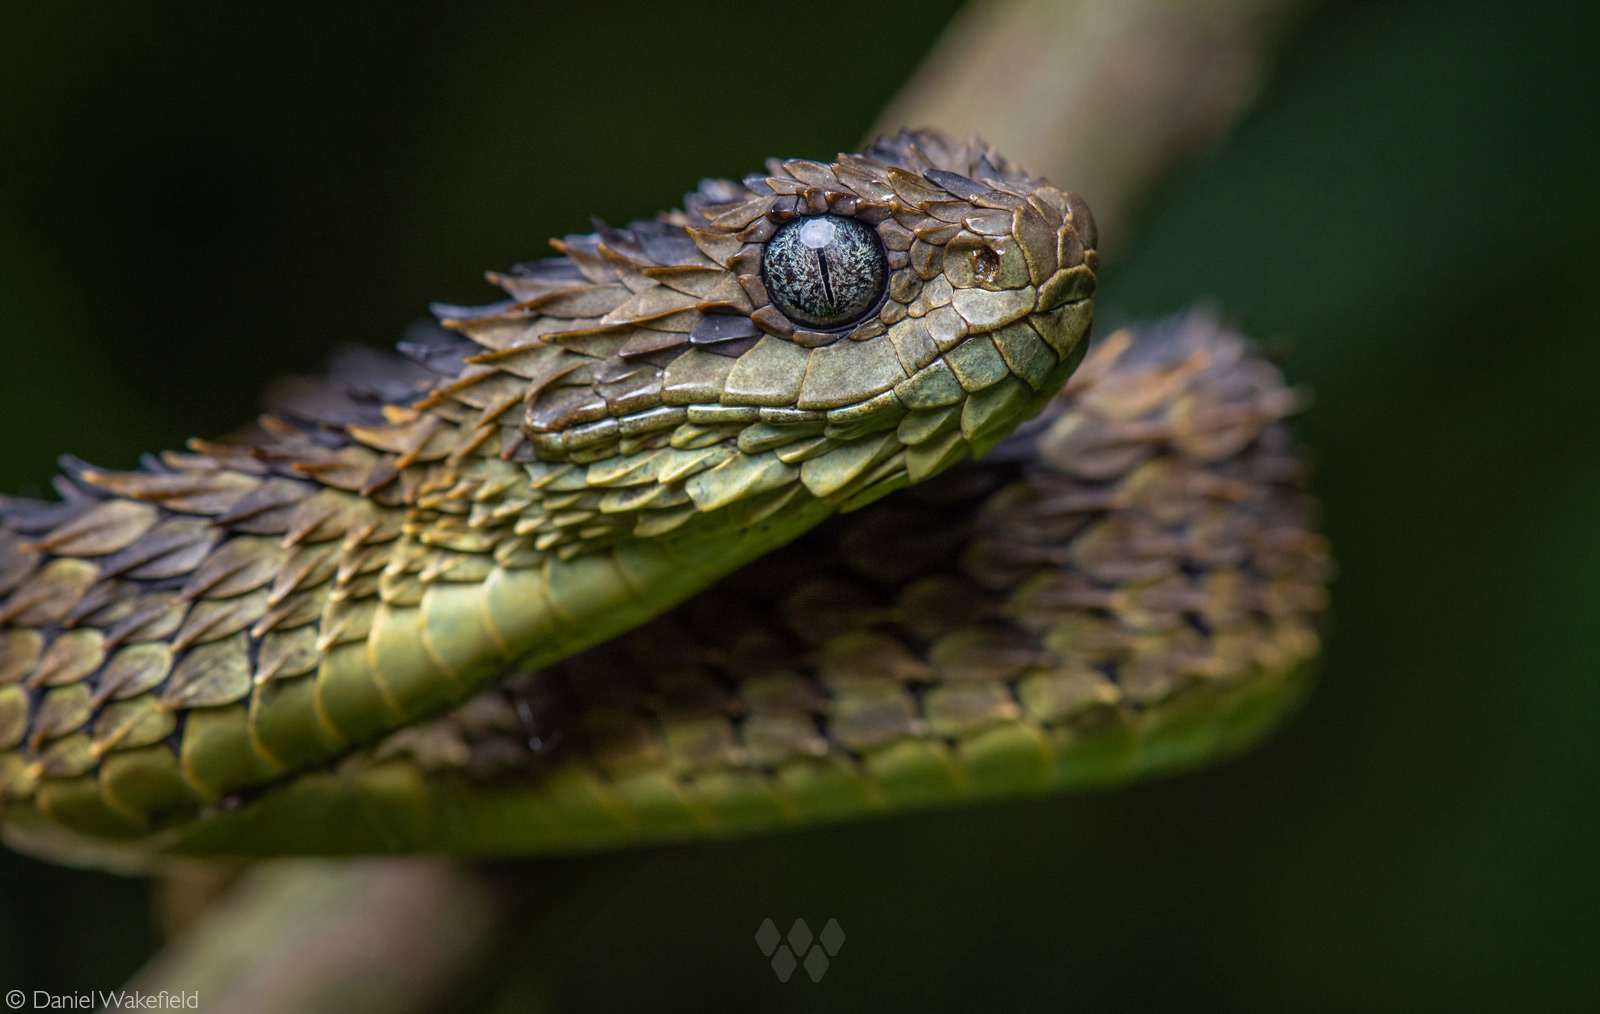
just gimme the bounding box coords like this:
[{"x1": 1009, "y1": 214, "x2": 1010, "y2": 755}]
[{"x1": 894, "y1": 172, "x2": 1098, "y2": 455}]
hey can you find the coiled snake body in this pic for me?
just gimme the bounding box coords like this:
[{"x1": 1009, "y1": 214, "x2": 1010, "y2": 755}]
[{"x1": 0, "y1": 131, "x2": 1326, "y2": 868}]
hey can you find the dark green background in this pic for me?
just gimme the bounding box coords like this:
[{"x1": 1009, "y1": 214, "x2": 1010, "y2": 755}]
[{"x1": 2, "y1": 0, "x2": 1597, "y2": 1009}]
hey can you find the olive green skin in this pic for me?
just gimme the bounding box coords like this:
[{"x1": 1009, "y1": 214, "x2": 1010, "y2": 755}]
[
  {"x1": 0, "y1": 130, "x2": 1113, "y2": 866},
  {"x1": 2, "y1": 312, "x2": 1328, "y2": 868}
]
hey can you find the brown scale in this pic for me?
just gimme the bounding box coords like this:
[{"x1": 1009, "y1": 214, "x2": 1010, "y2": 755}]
[
  {"x1": 0, "y1": 129, "x2": 1100, "y2": 814},
  {"x1": 386, "y1": 310, "x2": 1331, "y2": 782}
]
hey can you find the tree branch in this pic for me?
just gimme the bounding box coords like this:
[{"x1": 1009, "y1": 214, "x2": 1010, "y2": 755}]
[{"x1": 872, "y1": 0, "x2": 1308, "y2": 249}]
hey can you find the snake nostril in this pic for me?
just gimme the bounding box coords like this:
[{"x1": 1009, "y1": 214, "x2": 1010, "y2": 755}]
[{"x1": 972, "y1": 248, "x2": 1000, "y2": 283}]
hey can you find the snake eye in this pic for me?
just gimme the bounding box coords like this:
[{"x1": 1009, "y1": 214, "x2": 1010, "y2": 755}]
[{"x1": 761, "y1": 215, "x2": 888, "y2": 330}]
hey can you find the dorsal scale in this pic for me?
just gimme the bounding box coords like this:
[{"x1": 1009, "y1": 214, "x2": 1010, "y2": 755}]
[{"x1": 0, "y1": 130, "x2": 1099, "y2": 854}]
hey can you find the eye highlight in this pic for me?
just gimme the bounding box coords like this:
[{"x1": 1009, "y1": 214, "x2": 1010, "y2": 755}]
[{"x1": 761, "y1": 215, "x2": 888, "y2": 331}]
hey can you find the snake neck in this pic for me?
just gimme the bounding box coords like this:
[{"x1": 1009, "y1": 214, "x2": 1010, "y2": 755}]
[{"x1": 0, "y1": 128, "x2": 1100, "y2": 840}]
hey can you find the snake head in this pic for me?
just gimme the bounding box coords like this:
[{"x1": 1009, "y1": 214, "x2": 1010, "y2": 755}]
[
  {"x1": 434, "y1": 129, "x2": 1097, "y2": 548},
  {"x1": 0, "y1": 133, "x2": 1102, "y2": 862}
]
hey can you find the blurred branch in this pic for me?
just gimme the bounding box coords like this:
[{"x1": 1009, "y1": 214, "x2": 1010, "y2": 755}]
[
  {"x1": 126, "y1": 861, "x2": 505, "y2": 1014},
  {"x1": 151, "y1": 863, "x2": 242, "y2": 942},
  {"x1": 873, "y1": 0, "x2": 1309, "y2": 249}
]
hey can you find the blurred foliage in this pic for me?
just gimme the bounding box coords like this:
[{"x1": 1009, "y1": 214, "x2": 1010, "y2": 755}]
[{"x1": 2, "y1": 0, "x2": 1597, "y2": 1009}]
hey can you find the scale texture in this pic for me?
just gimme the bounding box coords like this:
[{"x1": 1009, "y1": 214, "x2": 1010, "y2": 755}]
[
  {"x1": 158, "y1": 312, "x2": 1325, "y2": 858},
  {"x1": 0, "y1": 132, "x2": 1322, "y2": 867}
]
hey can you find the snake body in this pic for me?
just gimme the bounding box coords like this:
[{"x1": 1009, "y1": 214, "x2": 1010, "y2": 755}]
[{"x1": 0, "y1": 132, "x2": 1323, "y2": 868}]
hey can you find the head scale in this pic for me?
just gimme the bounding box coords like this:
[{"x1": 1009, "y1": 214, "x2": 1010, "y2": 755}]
[
  {"x1": 0, "y1": 131, "x2": 1100, "y2": 858},
  {"x1": 431, "y1": 128, "x2": 1098, "y2": 549}
]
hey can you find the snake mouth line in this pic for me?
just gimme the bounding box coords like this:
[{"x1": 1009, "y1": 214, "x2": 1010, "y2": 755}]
[
  {"x1": 1040, "y1": 293, "x2": 1090, "y2": 313},
  {"x1": 0, "y1": 130, "x2": 1123, "y2": 863},
  {"x1": 333, "y1": 311, "x2": 1329, "y2": 854}
]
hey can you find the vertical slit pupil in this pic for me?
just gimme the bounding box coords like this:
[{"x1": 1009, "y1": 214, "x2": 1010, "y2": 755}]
[
  {"x1": 815, "y1": 249, "x2": 835, "y2": 307},
  {"x1": 762, "y1": 214, "x2": 887, "y2": 331}
]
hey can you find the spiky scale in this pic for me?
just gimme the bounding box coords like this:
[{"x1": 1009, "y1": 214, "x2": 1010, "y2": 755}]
[
  {"x1": 0, "y1": 686, "x2": 28, "y2": 751},
  {"x1": 91, "y1": 696, "x2": 174, "y2": 754},
  {"x1": 28, "y1": 629, "x2": 103, "y2": 688},
  {"x1": 29, "y1": 500, "x2": 159, "y2": 558},
  {"x1": 1, "y1": 129, "x2": 1107, "y2": 865}
]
